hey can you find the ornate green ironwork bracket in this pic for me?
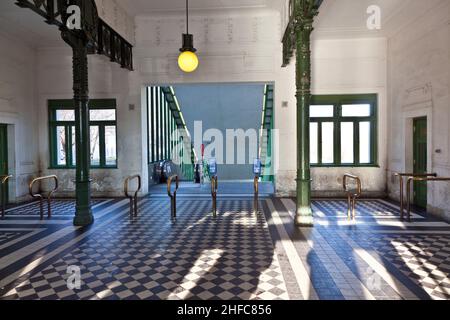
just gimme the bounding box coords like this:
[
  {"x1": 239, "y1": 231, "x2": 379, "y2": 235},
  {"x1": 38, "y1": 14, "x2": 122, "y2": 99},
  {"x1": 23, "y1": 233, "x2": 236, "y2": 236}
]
[
  {"x1": 15, "y1": 0, "x2": 133, "y2": 70},
  {"x1": 282, "y1": 0, "x2": 322, "y2": 67},
  {"x1": 282, "y1": 0, "x2": 323, "y2": 227}
]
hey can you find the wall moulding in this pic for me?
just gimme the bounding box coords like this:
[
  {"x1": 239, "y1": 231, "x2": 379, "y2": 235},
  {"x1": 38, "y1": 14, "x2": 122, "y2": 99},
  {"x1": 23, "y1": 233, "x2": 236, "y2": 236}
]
[{"x1": 402, "y1": 83, "x2": 433, "y2": 109}]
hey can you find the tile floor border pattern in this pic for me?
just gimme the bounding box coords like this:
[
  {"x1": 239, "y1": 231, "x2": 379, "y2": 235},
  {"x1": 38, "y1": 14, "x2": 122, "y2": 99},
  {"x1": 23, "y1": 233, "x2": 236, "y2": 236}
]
[{"x1": 0, "y1": 199, "x2": 132, "y2": 291}]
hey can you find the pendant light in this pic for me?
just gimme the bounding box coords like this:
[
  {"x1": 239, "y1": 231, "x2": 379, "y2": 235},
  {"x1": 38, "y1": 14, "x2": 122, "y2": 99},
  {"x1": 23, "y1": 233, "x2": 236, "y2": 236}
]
[{"x1": 178, "y1": 0, "x2": 199, "y2": 73}]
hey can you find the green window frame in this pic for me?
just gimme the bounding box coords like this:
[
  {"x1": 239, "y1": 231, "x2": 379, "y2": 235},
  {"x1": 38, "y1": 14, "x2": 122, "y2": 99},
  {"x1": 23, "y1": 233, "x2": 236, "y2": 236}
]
[
  {"x1": 49, "y1": 99, "x2": 118, "y2": 169},
  {"x1": 310, "y1": 94, "x2": 378, "y2": 167}
]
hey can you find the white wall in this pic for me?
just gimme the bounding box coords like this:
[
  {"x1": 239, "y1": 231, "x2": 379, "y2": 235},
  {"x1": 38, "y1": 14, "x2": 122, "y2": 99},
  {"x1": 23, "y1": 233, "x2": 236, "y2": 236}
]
[
  {"x1": 0, "y1": 31, "x2": 39, "y2": 203},
  {"x1": 310, "y1": 38, "x2": 388, "y2": 197},
  {"x1": 9, "y1": 1, "x2": 446, "y2": 206},
  {"x1": 32, "y1": 6, "x2": 388, "y2": 198},
  {"x1": 36, "y1": 47, "x2": 144, "y2": 197},
  {"x1": 275, "y1": 37, "x2": 388, "y2": 197},
  {"x1": 387, "y1": 0, "x2": 450, "y2": 220}
]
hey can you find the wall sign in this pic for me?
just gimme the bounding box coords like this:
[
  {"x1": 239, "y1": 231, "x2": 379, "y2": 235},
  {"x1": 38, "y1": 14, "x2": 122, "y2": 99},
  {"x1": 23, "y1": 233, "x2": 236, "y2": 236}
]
[
  {"x1": 253, "y1": 158, "x2": 262, "y2": 175},
  {"x1": 209, "y1": 158, "x2": 217, "y2": 176}
]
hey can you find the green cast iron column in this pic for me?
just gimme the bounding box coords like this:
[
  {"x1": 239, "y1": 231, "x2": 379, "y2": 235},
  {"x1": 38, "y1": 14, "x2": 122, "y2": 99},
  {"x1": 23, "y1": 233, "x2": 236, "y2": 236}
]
[
  {"x1": 62, "y1": 31, "x2": 94, "y2": 227},
  {"x1": 73, "y1": 46, "x2": 94, "y2": 226},
  {"x1": 294, "y1": 7, "x2": 316, "y2": 227}
]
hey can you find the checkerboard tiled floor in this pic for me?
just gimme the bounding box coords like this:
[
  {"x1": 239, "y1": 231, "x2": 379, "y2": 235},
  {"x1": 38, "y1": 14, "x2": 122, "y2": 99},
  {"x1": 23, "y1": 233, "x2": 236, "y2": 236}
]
[
  {"x1": 371, "y1": 235, "x2": 450, "y2": 300},
  {"x1": 1, "y1": 198, "x2": 288, "y2": 300},
  {"x1": 0, "y1": 194, "x2": 449, "y2": 301}
]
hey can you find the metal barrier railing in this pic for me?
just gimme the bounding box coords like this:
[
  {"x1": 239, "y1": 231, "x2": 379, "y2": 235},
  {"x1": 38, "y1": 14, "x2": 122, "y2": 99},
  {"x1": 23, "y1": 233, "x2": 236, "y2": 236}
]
[
  {"x1": 29, "y1": 175, "x2": 58, "y2": 220},
  {"x1": 167, "y1": 175, "x2": 179, "y2": 221},
  {"x1": 343, "y1": 174, "x2": 362, "y2": 221},
  {"x1": 394, "y1": 172, "x2": 437, "y2": 220},
  {"x1": 254, "y1": 176, "x2": 259, "y2": 214},
  {"x1": 124, "y1": 175, "x2": 142, "y2": 217},
  {"x1": 1, "y1": 175, "x2": 12, "y2": 219},
  {"x1": 406, "y1": 176, "x2": 450, "y2": 222},
  {"x1": 211, "y1": 176, "x2": 218, "y2": 218}
]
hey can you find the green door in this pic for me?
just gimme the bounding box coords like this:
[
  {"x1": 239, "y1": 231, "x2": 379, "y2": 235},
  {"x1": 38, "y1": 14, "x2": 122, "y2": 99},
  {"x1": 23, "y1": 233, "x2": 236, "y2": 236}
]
[
  {"x1": 413, "y1": 118, "x2": 427, "y2": 208},
  {"x1": 0, "y1": 125, "x2": 8, "y2": 205}
]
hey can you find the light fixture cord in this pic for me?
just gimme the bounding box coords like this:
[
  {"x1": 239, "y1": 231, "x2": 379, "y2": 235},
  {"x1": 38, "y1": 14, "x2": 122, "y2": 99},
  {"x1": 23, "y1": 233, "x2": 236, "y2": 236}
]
[{"x1": 186, "y1": 0, "x2": 189, "y2": 34}]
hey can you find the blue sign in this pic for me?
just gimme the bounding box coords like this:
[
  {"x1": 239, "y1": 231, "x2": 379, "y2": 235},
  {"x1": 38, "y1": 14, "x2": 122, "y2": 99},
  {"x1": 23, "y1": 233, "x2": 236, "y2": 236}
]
[
  {"x1": 209, "y1": 158, "x2": 217, "y2": 176},
  {"x1": 253, "y1": 159, "x2": 262, "y2": 175}
]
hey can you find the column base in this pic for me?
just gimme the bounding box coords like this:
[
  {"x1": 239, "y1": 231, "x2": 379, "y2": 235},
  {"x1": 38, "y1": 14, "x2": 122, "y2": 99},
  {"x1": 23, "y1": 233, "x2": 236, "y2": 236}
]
[
  {"x1": 74, "y1": 179, "x2": 94, "y2": 227},
  {"x1": 295, "y1": 205, "x2": 314, "y2": 227},
  {"x1": 73, "y1": 209, "x2": 94, "y2": 227}
]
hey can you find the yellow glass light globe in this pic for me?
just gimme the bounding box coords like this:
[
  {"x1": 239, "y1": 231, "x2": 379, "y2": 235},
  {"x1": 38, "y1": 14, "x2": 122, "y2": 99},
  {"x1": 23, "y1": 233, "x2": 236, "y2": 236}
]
[{"x1": 178, "y1": 51, "x2": 199, "y2": 73}]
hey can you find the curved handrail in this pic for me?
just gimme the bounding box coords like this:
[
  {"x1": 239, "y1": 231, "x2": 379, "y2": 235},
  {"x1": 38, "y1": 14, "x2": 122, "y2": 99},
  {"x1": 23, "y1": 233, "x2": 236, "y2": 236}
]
[
  {"x1": 343, "y1": 174, "x2": 362, "y2": 197},
  {"x1": 1, "y1": 175, "x2": 12, "y2": 185},
  {"x1": 394, "y1": 172, "x2": 437, "y2": 220},
  {"x1": 211, "y1": 176, "x2": 218, "y2": 218},
  {"x1": 343, "y1": 174, "x2": 362, "y2": 221},
  {"x1": 406, "y1": 176, "x2": 450, "y2": 222},
  {"x1": 1, "y1": 175, "x2": 12, "y2": 219},
  {"x1": 167, "y1": 175, "x2": 179, "y2": 221},
  {"x1": 29, "y1": 175, "x2": 58, "y2": 220},
  {"x1": 394, "y1": 173, "x2": 437, "y2": 178},
  {"x1": 124, "y1": 175, "x2": 141, "y2": 217},
  {"x1": 167, "y1": 175, "x2": 179, "y2": 198}
]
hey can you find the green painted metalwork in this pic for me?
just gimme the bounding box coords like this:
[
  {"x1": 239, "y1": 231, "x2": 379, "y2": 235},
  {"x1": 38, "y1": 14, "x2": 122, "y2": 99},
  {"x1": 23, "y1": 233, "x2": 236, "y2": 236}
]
[
  {"x1": 413, "y1": 117, "x2": 428, "y2": 208},
  {"x1": 48, "y1": 100, "x2": 117, "y2": 169},
  {"x1": 282, "y1": 0, "x2": 323, "y2": 227},
  {"x1": 16, "y1": 0, "x2": 133, "y2": 70},
  {"x1": 282, "y1": 0, "x2": 322, "y2": 67},
  {"x1": 0, "y1": 125, "x2": 8, "y2": 206},
  {"x1": 260, "y1": 85, "x2": 274, "y2": 182},
  {"x1": 310, "y1": 94, "x2": 378, "y2": 167},
  {"x1": 147, "y1": 87, "x2": 196, "y2": 181}
]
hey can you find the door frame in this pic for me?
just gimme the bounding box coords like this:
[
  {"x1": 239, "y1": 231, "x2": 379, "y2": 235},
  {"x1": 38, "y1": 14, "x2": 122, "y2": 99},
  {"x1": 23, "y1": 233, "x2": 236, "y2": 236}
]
[
  {"x1": 402, "y1": 106, "x2": 433, "y2": 208},
  {"x1": 412, "y1": 117, "x2": 427, "y2": 207},
  {"x1": 0, "y1": 124, "x2": 8, "y2": 204}
]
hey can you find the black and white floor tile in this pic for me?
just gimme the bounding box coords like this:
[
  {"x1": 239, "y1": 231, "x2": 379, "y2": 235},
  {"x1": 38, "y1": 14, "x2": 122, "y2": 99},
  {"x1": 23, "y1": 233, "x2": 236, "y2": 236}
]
[{"x1": 0, "y1": 195, "x2": 449, "y2": 300}]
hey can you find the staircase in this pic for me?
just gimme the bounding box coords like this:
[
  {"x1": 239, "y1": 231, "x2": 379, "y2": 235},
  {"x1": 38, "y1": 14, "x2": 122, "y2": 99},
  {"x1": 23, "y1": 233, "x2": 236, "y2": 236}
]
[
  {"x1": 259, "y1": 85, "x2": 274, "y2": 182},
  {"x1": 161, "y1": 87, "x2": 197, "y2": 181}
]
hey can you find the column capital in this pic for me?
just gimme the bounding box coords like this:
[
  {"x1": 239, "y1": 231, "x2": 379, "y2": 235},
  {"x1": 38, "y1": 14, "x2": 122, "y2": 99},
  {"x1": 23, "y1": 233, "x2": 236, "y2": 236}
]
[{"x1": 282, "y1": 0, "x2": 322, "y2": 67}]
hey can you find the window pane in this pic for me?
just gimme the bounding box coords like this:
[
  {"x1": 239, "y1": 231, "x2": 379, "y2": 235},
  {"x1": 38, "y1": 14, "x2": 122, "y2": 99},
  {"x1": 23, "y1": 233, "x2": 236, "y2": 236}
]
[
  {"x1": 360, "y1": 122, "x2": 371, "y2": 164},
  {"x1": 56, "y1": 126, "x2": 66, "y2": 166},
  {"x1": 342, "y1": 104, "x2": 371, "y2": 117},
  {"x1": 56, "y1": 110, "x2": 75, "y2": 121},
  {"x1": 105, "y1": 126, "x2": 117, "y2": 166},
  {"x1": 321, "y1": 122, "x2": 334, "y2": 164},
  {"x1": 90, "y1": 109, "x2": 116, "y2": 121},
  {"x1": 310, "y1": 105, "x2": 334, "y2": 118},
  {"x1": 90, "y1": 126, "x2": 101, "y2": 166},
  {"x1": 152, "y1": 87, "x2": 157, "y2": 162},
  {"x1": 341, "y1": 122, "x2": 354, "y2": 164},
  {"x1": 71, "y1": 126, "x2": 76, "y2": 166},
  {"x1": 310, "y1": 123, "x2": 318, "y2": 164}
]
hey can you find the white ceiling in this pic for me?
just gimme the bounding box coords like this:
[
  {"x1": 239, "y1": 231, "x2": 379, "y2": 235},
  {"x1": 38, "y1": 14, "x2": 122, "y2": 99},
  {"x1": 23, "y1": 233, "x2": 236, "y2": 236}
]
[
  {"x1": 0, "y1": 0, "x2": 444, "y2": 47},
  {"x1": 0, "y1": 1, "x2": 62, "y2": 47},
  {"x1": 116, "y1": 0, "x2": 282, "y2": 16}
]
